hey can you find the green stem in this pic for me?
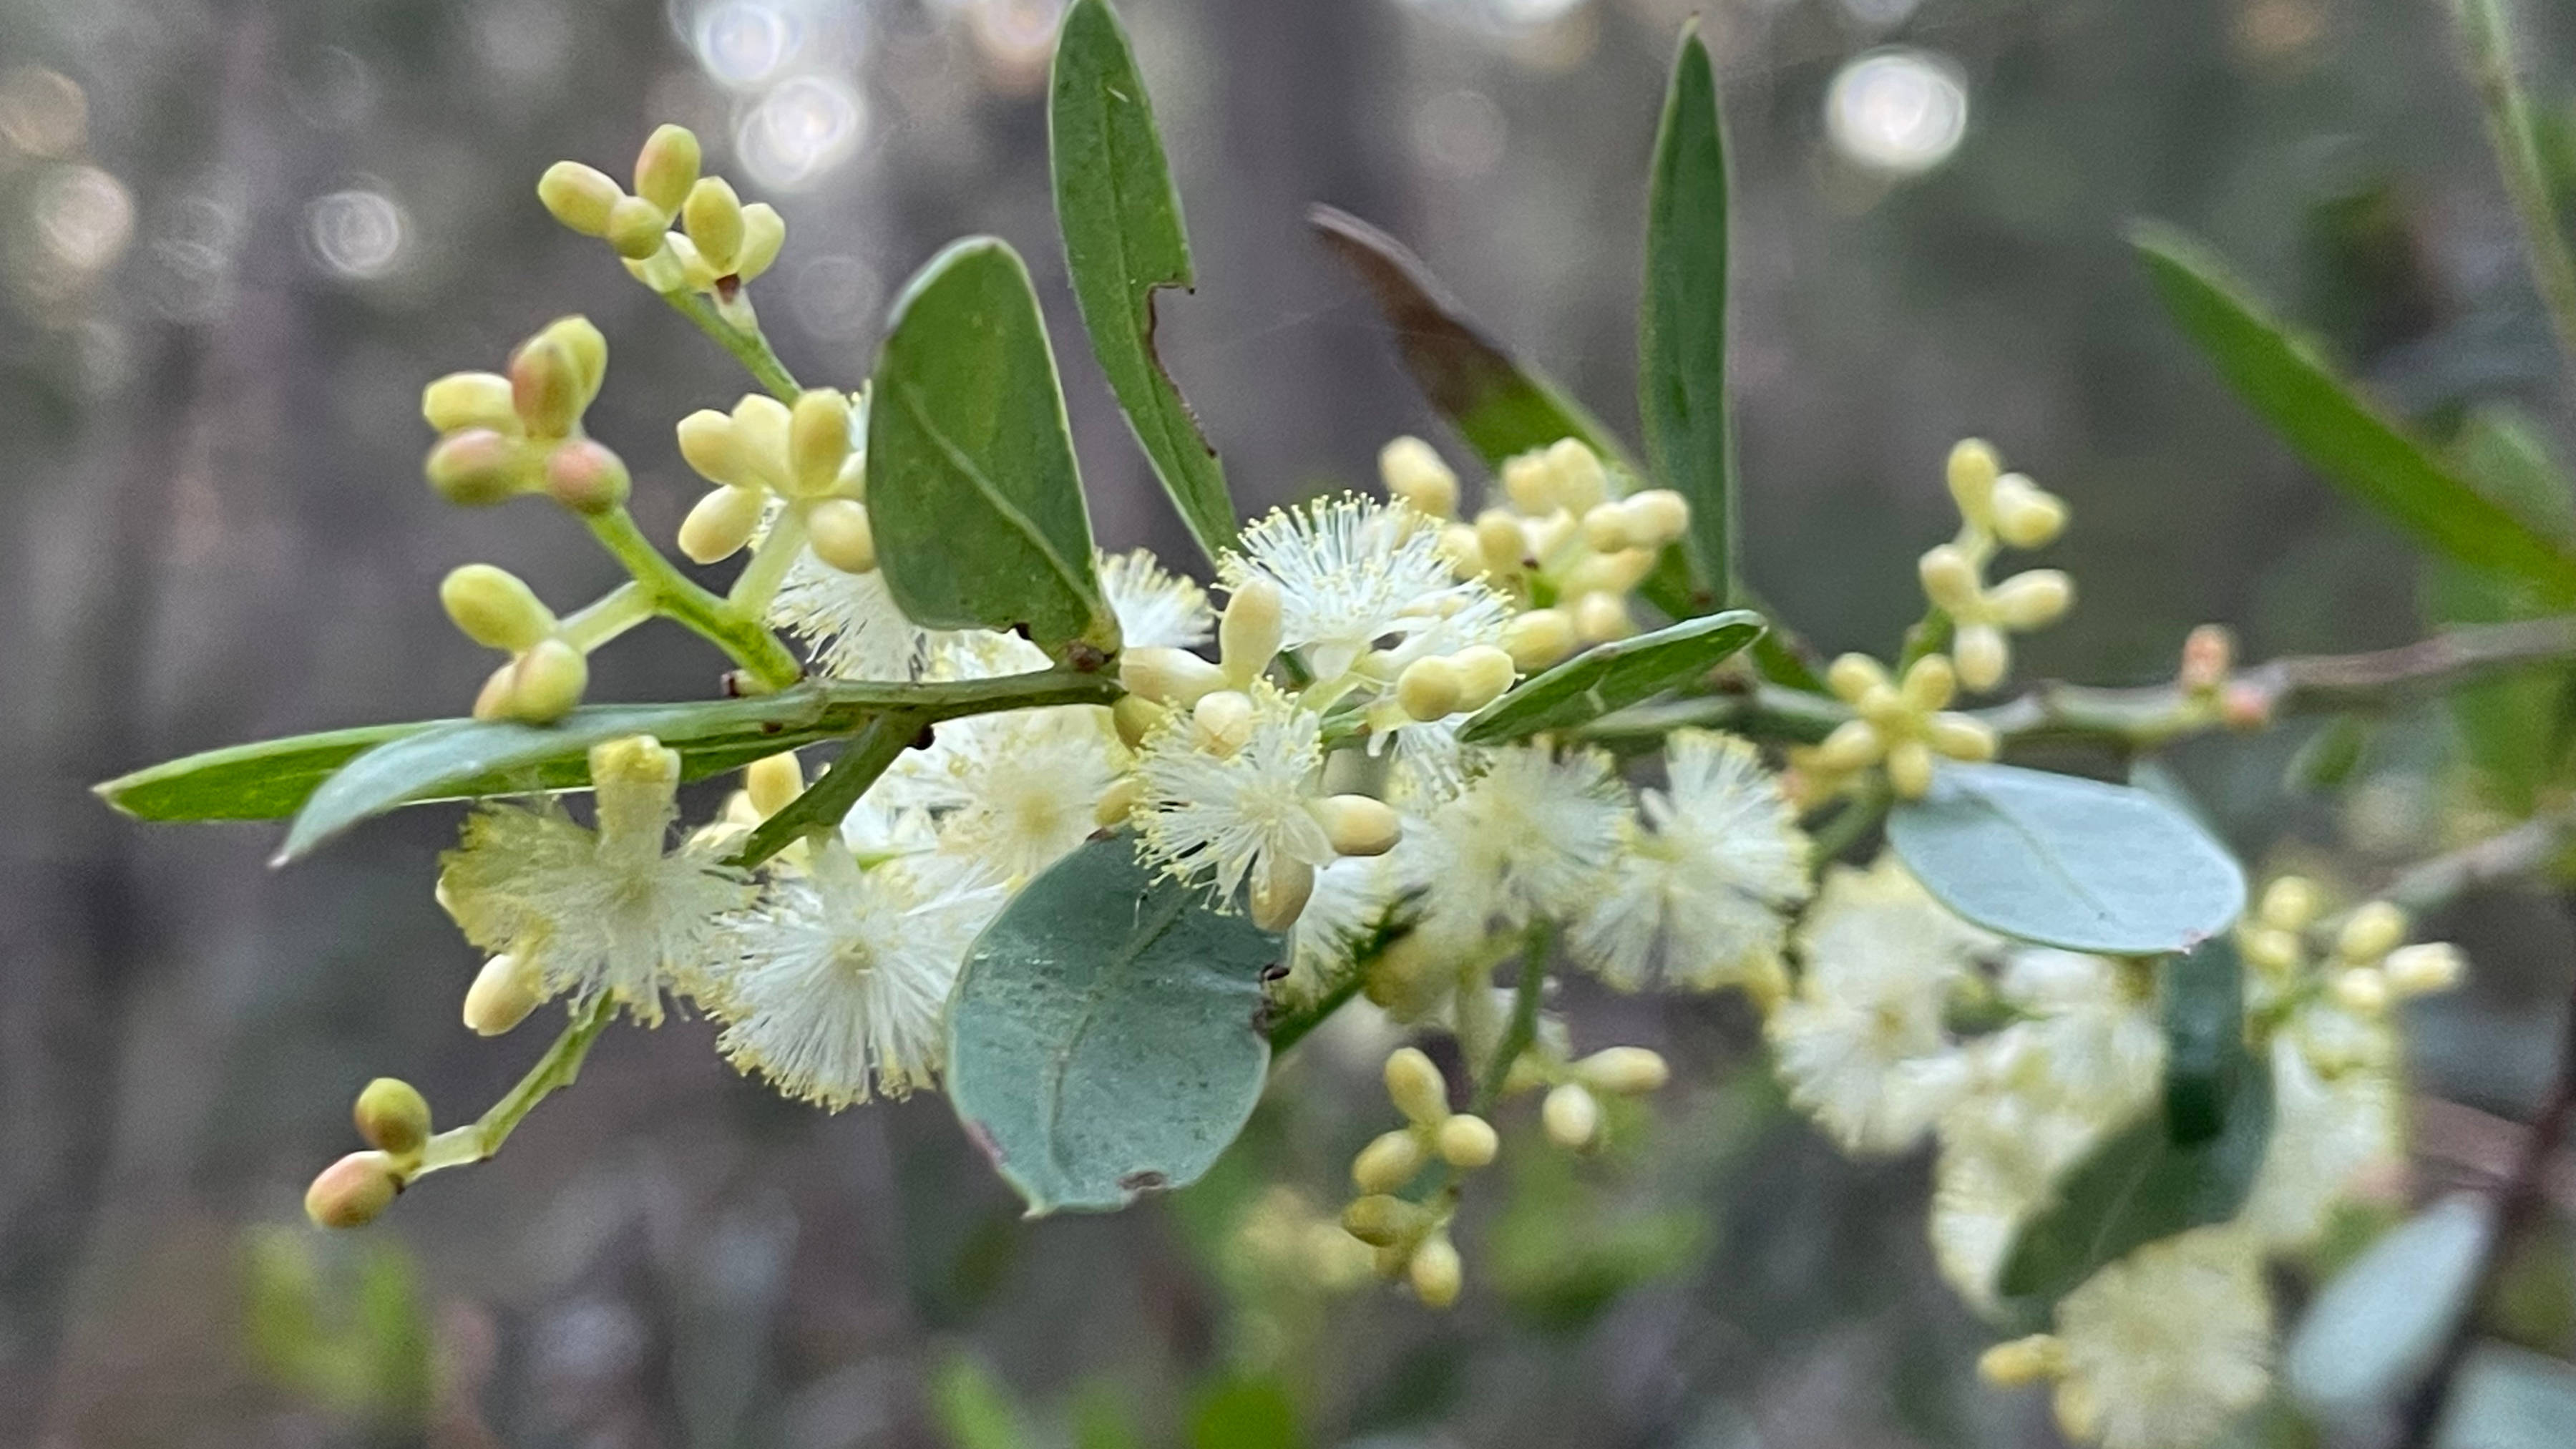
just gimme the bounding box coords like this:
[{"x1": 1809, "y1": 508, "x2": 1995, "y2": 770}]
[
  {"x1": 731, "y1": 711, "x2": 922, "y2": 869},
  {"x1": 582, "y1": 506, "x2": 802, "y2": 691},
  {"x1": 1805, "y1": 779, "x2": 1891, "y2": 868},
  {"x1": 1476, "y1": 920, "x2": 1553, "y2": 1112},
  {"x1": 2451, "y1": 0, "x2": 2576, "y2": 376},
  {"x1": 727, "y1": 503, "x2": 809, "y2": 614},
  {"x1": 558, "y1": 580, "x2": 654, "y2": 653},
  {"x1": 411, "y1": 997, "x2": 615, "y2": 1179},
  {"x1": 663, "y1": 288, "x2": 801, "y2": 401},
  {"x1": 1267, "y1": 963, "x2": 1371, "y2": 1055}
]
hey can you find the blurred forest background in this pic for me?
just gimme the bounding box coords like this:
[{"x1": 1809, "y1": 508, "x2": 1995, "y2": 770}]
[{"x1": 4, "y1": 0, "x2": 2575, "y2": 1444}]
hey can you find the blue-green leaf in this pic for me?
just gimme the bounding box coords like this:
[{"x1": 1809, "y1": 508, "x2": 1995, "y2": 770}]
[
  {"x1": 2288, "y1": 1196, "x2": 2494, "y2": 1420},
  {"x1": 1886, "y1": 763, "x2": 2247, "y2": 954},
  {"x1": 947, "y1": 832, "x2": 1281, "y2": 1215},
  {"x1": 1456, "y1": 610, "x2": 1765, "y2": 745},
  {"x1": 869, "y1": 237, "x2": 1119, "y2": 662},
  {"x1": 1639, "y1": 19, "x2": 1734, "y2": 602}
]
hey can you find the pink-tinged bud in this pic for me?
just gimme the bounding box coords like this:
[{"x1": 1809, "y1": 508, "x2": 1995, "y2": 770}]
[
  {"x1": 537, "y1": 161, "x2": 623, "y2": 237},
  {"x1": 2179, "y1": 624, "x2": 2234, "y2": 693},
  {"x1": 543, "y1": 439, "x2": 630, "y2": 514},
  {"x1": 605, "y1": 195, "x2": 668, "y2": 260},
  {"x1": 425, "y1": 429, "x2": 527, "y2": 507},
  {"x1": 421, "y1": 371, "x2": 518, "y2": 436},
  {"x1": 305, "y1": 1151, "x2": 399, "y2": 1229},
  {"x1": 353, "y1": 1078, "x2": 431, "y2": 1158},
  {"x1": 2220, "y1": 681, "x2": 2273, "y2": 731},
  {"x1": 509, "y1": 336, "x2": 582, "y2": 438},
  {"x1": 632, "y1": 124, "x2": 701, "y2": 215},
  {"x1": 505, "y1": 639, "x2": 589, "y2": 723}
]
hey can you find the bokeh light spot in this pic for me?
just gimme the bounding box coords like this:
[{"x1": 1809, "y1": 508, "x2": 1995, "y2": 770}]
[{"x1": 1825, "y1": 48, "x2": 1969, "y2": 177}]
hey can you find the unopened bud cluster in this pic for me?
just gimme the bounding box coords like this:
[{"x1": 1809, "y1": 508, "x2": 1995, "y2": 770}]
[
  {"x1": 421, "y1": 316, "x2": 628, "y2": 517},
  {"x1": 676, "y1": 388, "x2": 876, "y2": 573},
  {"x1": 1917, "y1": 439, "x2": 2074, "y2": 692},
  {"x1": 2239, "y1": 877, "x2": 2465, "y2": 1054},
  {"x1": 1793, "y1": 652, "x2": 1999, "y2": 802},
  {"x1": 1340, "y1": 1048, "x2": 1492, "y2": 1307},
  {"x1": 540, "y1": 125, "x2": 785, "y2": 301},
  {"x1": 305, "y1": 1076, "x2": 434, "y2": 1229}
]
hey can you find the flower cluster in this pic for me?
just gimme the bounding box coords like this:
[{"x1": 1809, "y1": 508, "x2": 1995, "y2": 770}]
[{"x1": 539, "y1": 125, "x2": 784, "y2": 301}]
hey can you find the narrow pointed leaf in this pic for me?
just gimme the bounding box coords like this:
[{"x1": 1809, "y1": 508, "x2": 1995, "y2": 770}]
[
  {"x1": 1457, "y1": 610, "x2": 1765, "y2": 745},
  {"x1": 1050, "y1": 0, "x2": 1235, "y2": 562},
  {"x1": 869, "y1": 236, "x2": 1119, "y2": 661},
  {"x1": 2425, "y1": 406, "x2": 2576, "y2": 811},
  {"x1": 947, "y1": 832, "x2": 1281, "y2": 1214},
  {"x1": 98, "y1": 722, "x2": 439, "y2": 822},
  {"x1": 1639, "y1": 19, "x2": 1735, "y2": 602},
  {"x1": 2135, "y1": 225, "x2": 2576, "y2": 595},
  {"x1": 1887, "y1": 763, "x2": 2247, "y2": 954}
]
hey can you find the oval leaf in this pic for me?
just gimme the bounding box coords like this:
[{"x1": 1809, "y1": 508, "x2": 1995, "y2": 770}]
[
  {"x1": 1997, "y1": 1063, "x2": 2275, "y2": 1304},
  {"x1": 947, "y1": 832, "x2": 1281, "y2": 1215},
  {"x1": 1457, "y1": 610, "x2": 1765, "y2": 745},
  {"x1": 1639, "y1": 19, "x2": 1734, "y2": 603},
  {"x1": 2288, "y1": 1196, "x2": 2494, "y2": 1419},
  {"x1": 1886, "y1": 763, "x2": 2248, "y2": 953},
  {"x1": 1050, "y1": 0, "x2": 1236, "y2": 562},
  {"x1": 869, "y1": 236, "x2": 1118, "y2": 662}
]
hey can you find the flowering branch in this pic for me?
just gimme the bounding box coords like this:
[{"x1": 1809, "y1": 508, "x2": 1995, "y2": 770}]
[
  {"x1": 580, "y1": 505, "x2": 804, "y2": 691},
  {"x1": 411, "y1": 997, "x2": 616, "y2": 1181},
  {"x1": 662, "y1": 288, "x2": 801, "y2": 401}
]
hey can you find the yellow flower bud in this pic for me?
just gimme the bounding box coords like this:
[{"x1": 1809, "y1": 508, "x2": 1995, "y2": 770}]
[
  {"x1": 746, "y1": 750, "x2": 804, "y2": 818},
  {"x1": 1436, "y1": 522, "x2": 1485, "y2": 577},
  {"x1": 1901, "y1": 654, "x2": 1958, "y2": 711},
  {"x1": 353, "y1": 1078, "x2": 432, "y2": 1159},
  {"x1": 463, "y1": 952, "x2": 542, "y2": 1035},
  {"x1": 673, "y1": 409, "x2": 743, "y2": 487},
  {"x1": 305, "y1": 1151, "x2": 400, "y2": 1230},
  {"x1": 1917, "y1": 544, "x2": 1982, "y2": 614},
  {"x1": 1953, "y1": 623, "x2": 2009, "y2": 692},
  {"x1": 1926, "y1": 713, "x2": 1999, "y2": 762},
  {"x1": 1194, "y1": 689, "x2": 1255, "y2": 756},
  {"x1": 422, "y1": 371, "x2": 518, "y2": 436},
  {"x1": 2384, "y1": 942, "x2": 2465, "y2": 996},
  {"x1": 683, "y1": 175, "x2": 746, "y2": 273},
  {"x1": 1385, "y1": 1046, "x2": 1450, "y2": 1124},
  {"x1": 1826, "y1": 653, "x2": 1888, "y2": 704},
  {"x1": 1474, "y1": 509, "x2": 1528, "y2": 578},
  {"x1": 543, "y1": 439, "x2": 630, "y2": 514},
  {"x1": 1988, "y1": 570, "x2": 2074, "y2": 630},
  {"x1": 665, "y1": 230, "x2": 720, "y2": 291},
  {"x1": 509, "y1": 336, "x2": 583, "y2": 439},
  {"x1": 678, "y1": 485, "x2": 768, "y2": 565},
  {"x1": 537, "y1": 160, "x2": 623, "y2": 237},
  {"x1": 1121, "y1": 645, "x2": 1227, "y2": 708},
  {"x1": 1991, "y1": 475, "x2": 2069, "y2": 549},
  {"x1": 1351, "y1": 1129, "x2": 1428, "y2": 1194},
  {"x1": 537, "y1": 316, "x2": 608, "y2": 409},
  {"x1": 2053, "y1": 1380, "x2": 2103, "y2": 1446},
  {"x1": 1434, "y1": 1113, "x2": 1498, "y2": 1169},
  {"x1": 1572, "y1": 590, "x2": 1634, "y2": 643},
  {"x1": 1501, "y1": 608, "x2": 1577, "y2": 671},
  {"x1": 1815, "y1": 718, "x2": 1885, "y2": 773},
  {"x1": 1342, "y1": 1193, "x2": 1429, "y2": 1247},
  {"x1": 731, "y1": 394, "x2": 792, "y2": 475},
  {"x1": 787, "y1": 387, "x2": 851, "y2": 497},
  {"x1": 2180, "y1": 624, "x2": 2235, "y2": 693},
  {"x1": 472, "y1": 660, "x2": 517, "y2": 721},
  {"x1": 1396, "y1": 655, "x2": 1463, "y2": 721},
  {"x1": 1856, "y1": 683, "x2": 1908, "y2": 731},
  {"x1": 1581, "y1": 502, "x2": 1631, "y2": 553},
  {"x1": 1408, "y1": 1231, "x2": 1463, "y2": 1308},
  {"x1": 1450, "y1": 645, "x2": 1517, "y2": 711},
  {"x1": 1545, "y1": 437, "x2": 1609, "y2": 513},
  {"x1": 2336, "y1": 901, "x2": 2407, "y2": 963},
  {"x1": 426, "y1": 429, "x2": 528, "y2": 507},
  {"x1": 1251, "y1": 854, "x2": 1315, "y2": 930},
  {"x1": 1523, "y1": 507, "x2": 1579, "y2": 562},
  {"x1": 1977, "y1": 1335, "x2": 2065, "y2": 1387},
  {"x1": 605, "y1": 194, "x2": 669, "y2": 260},
  {"x1": 632, "y1": 123, "x2": 701, "y2": 215},
  {"x1": 2258, "y1": 875, "x2": 2321, "y2": 930},
  {"x1": 1563, "y1": 547, "x2": 1657, "y2": 598},
  {"x1": 1946, "y1": 438, "x2": 2000, "y2": 523},
  {"x1": 440, "y1": 563, "x2": 555, "y2": 653},
  {"x1": 1542, "y1": 1082, "x2": 1601, "y2": 1149},
  {"x1": 805, "y1": 498, "x2": 877, "y2": 574},
  {"x1": 1220, "y1": 575, "x2": 1285, "y2": 687},
  {"x1": 2331, "y1": 967, "x2": 2390, "y2": 1014},
  {"x1": 1501, "y1": 451, "x2": 1556, "y2": 513},
  {"x1": 1574, "y1": 1045, "x2": 1669, "y2": 1096},
  {"x1": 504, "y1": 638, "x2": 588, "y2": 723},
  {"x1": 1887, "y1": 739, "x2": 1936, "y2": 799},
  {"x1": 1112, "y1": 694, "x2": 1166, "y2": 750},
  {"x1": 1314, "y1": 794, "x2": 1402, "y2": 857},
  {"x1": 2242, "y1": 926, "x2": 2303, "y2": 977},
  {"x1": 1379, "y1": 436, "x2": 1458, "y2": 518},
  {"x1": 1093, "y1": 776, "x2": 1139, "y2": 828},
  {"x1": 734, "y1": 203, "x2": 786, "y2": 281},
  {"x1": 1620, "y1": 489, "x2": 1690, "y2": 547}
]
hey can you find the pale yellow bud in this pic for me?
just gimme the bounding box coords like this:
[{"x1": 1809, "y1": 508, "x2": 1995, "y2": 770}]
[
  {"x1": 1194, "y1": 689, "x2": 1256, "y2": 756},
  {"x1": 1501, "y1": 609, "x2": 1577, "y2": 672},
  {"x1": 1220, "y1": 576, "x2": 1285, "y2": 687},
  {"x1": 1901, "y1": 654, "x2": 1958, "y2": 711},
  {"x1": 1112, "y1": 694, "x2": 1166, "y2": 750},
  {"x1": 1501, "y1": 452, "x2": 1556, "y2": 513},
  {"x1": 1545, "y1": 437, "x2": 1609, "y2": 513},
  {"x1": 2242, "y1": 926, "x2": 2303, "y2": 977},
  {"x1": 683, "y1": 176, "x2": 745, "y2": 273},
  {"x1": 1926, "y1": 713, "x2": 1999, "y2": 762},
  {"x1": 463, "y1": 953, "x2": 542, "y2": 1035},
  {"x1": 1437, "y1": 523, "x2": 1485, "y2": 576},
  {"x1": 1988, "y1": 570, "x2": 2074, "y2": 630},
  {"x1": 1856, "y1": 682, "x2": 1909, "y2": 731},
  {"x1": 306, "y1": 1151, "x2": 400, "y2": 1230},
  {"x1": 1451, "y1": 645, "x2": 1518, "y2": 711},
  {"x1": 1826, "y1": 653, "x2": 1888, "y2": 704},
  {"x1": 2384, "y1": 942, "x2": 2466, "y2": 997},
  {"x1": 509, "y1": 336, "x2": 583, "y2": 439},
  {"x1": 678, "y1": 485, "x2": 768, "y2": 565},
  {"x1": 1093, "y1": 776, "x2": 1138, "y2": 828},
  {"x1": 1435, "y1": 1113, "x2": 1498, "y2": 1169},
  {"x1": 543, "y1": 439, "x2": 630, "y2": 514},
  {"x1": 1372, "y1": 1242, "x2": 1411, "y2": 1279},
  {"x1": 1917, "y1": 544, "x2": 1982, "y2": 614},
  {"x1": 2053, "y1": 1380, "x2": 2103, "y2": 1446},
  {"x1": 422, "y1": 371, "x2": 519, "y2": 436},
  {"x1": 2331, "y1": 967, "x2": 2390, "y2": 1014},
  {"x1": 1946, "y1": 438, "x2": 2001, "y2": 523},
  {"x1": 537, "y1": 316, "x2": 608, "y2": 409},
  {"x1": 537, "y1": 160, "x2": 623, "y2": 237},
  {"x1": 1379, "y1": 436, "x2": 1458, "y2": 518},
  {"x1": 1991, "y1": 476, "x2": 2069, "y2": 550},
  {"x1": 1385, "y1": 1047, "x2": 1450, "y2": 1124},
  {"x1": 1542, "y1": 1082, "x2": 1601, "y2": 1149},
  {"x1": 2180, "y1": 624, "x2": 2235, "y2": 693},
  {"x1": 1396, "y1": 656, "x2": 1463, "y2": 721},
  {"x1": 1342, "y1": 1193, "x2": 1429, "y2": 1248},
  {"x1": 1977, "y1": 1335, "x2": 2065, "y2": 1387},
  {"x1": 472, "y1": 660, "x2": 517, "y2": 721},
  {"x1": 605, "y1": 194, "x2": 669, "y2": 260},
  {"x1": 673, "y1": 409, "x2": 742, "y2": 487},
  {"x1": 1352, "y1": 1130, "x2": 1428, "y2": 1194},
  {"x1": 1251, "y1": 855, "x2": 1314, "y2": 931},
  {"x1": 1474, "y1": 509, "x2": 1528, "y2": 577},
  {"x1": 1572, "y1": 590, "x2": 1634, "y2": 643},
  {"x1": 1563, "y1": 547, "x2": 1657, "y2": 598},
  {"x1": 426, "y1": 428, "x2": 527, "y2": 507},
  {"x1": 1887, "y1": 739, "x2": 1936, "y2": 799},
  {"x1": 785, "y1": 389, "x2": 850, "y2": 497},
  {"x1": 1314, "y1": 794, "x2": 1402, "y2": 857},
  {"x1": 1953, "y1": 623, "x2": 2009, "y2": 692},
  {"x1": 1815, "y1": 718, "x2": 1885, "y2": 773},
  {"x1": 633, "y1": 124, "x2": 701, "y2": 215},
  {"x1": 353, "y1": 1078, "x2": 432, "y2": 1159},
  {"x1": 1620, "y1": 489, "x2": 1690, "y2": 547},
  {"x1": 1121, "y1": 647, "x2": 1225, "y2": 706},
  {"x1": 1408, "y1": 1232, "x2": 1463, "y2": 1308},
  {"x1": 504, "y1": 638, "x2": 588, "y2": 723},
  {"x1": 1523, "y1": 507, "x2": 1579, "y2": 563},
  {"x1": 1574, "y1": 1046, "x2": 1669, "y2": 1096},
  {"x1": 746, "y1": 751, "x2": 804, "y2": 818},
  {"x1": 2258, "y1": 876, "x2": 2321, "y2": 930},
  {"x1": 1582, "y1": 502, "x2": 1632, "y2": 552},
  {"x1": 2336, "y1": 901, "x2": 2407, "y2": 963},
  {"x1": 728, "y1": 391, "x2": 788, "y2": 466},
  {"x1": 734, "y1": 203, "x2": 785, "y2": 281},
  {"x1": 665, "y1": 230, "x2": 720, "y2": 292},
  {"x1": 805, "y1": 498, "x2": 877, "y2": 574},
  {"x1": 440, "y1": 564, "x2": 555, "y2": 653}
]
